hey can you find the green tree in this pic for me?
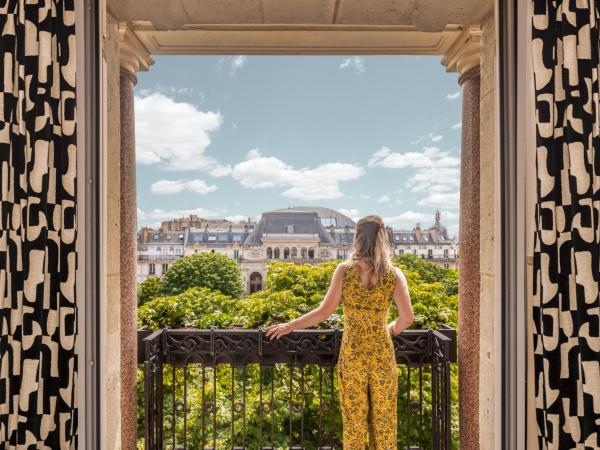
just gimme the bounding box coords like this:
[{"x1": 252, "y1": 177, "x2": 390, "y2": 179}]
[
  {"x1": 137, "y1": 276, "x2": 164, "y2": 306},
  {"x1": 138, "y1": 287, "x2": 238, "y2": 330},
  {"x1": 161, "y1": 253, "x2": 244, "y2": 298}
]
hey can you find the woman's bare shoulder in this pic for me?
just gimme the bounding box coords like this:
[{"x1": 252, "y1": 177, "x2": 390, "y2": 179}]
[{"x1": 392, "y1": 265, "x2": 407, "y2": 285}]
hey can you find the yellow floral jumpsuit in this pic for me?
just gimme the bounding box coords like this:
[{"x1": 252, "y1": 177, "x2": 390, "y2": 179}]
[{"x1": 338, "y1": 263, "x2": 398, "y2": 449}]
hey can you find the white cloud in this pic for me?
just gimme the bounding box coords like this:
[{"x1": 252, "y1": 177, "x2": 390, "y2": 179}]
[
  {"x1": 411, "y1": 132, "x2": 444, "y2": 145},
  {"x1": 219, "y1": 56, "x2": 248, "y2": 76},
  {"x1": 446, "y1": 91, "x2": 461, "y2": 100},
  {"x1": 441, "y1": 210, "x2": 460, "y2": 220},
  {"x1": 224, "y1": 214, "x2": 252, "y2": 223},
  {"x1": 150, "y1": 179, "x2": 218, "y2": 195},
  {"x1": 359, "y1": 194, "x2": 371, "y2": 200},
  {"x1": 135, "y1": 92, "x2": 228, "y2": 173},
  {"x1": 368, "y1": 146, "x2": 460, "y2": 169},
  {"x1": 418, "y1": 191, "x2": 460, "y2": 209},
  {"x1": 384, "y1": 210, "x2": 459, "y2": 228},
  {"x1": 376, "y1": 194, "x2": 391, "y2": 203},
  {"x1": 229, "y1": 56, "x2": 247, "y2": 76},
  {"x1": 137, "y1": 86, "x2": 199, "y2": 98},
  {"x1": 338, "y1": 208, "x2": 360, "y2": 222},
  {"x1": 137, "y1": 207, "x2": 226, "y2": 226},
  {"x1": 452, "y1": 121, "x2": 462, "y2": 129},
  {"x1": 231, "y1": 149, "x2": 364, "y2": 200},
  {"x1": 339, "y1": 57, "x2": 366, "y2": 73}
]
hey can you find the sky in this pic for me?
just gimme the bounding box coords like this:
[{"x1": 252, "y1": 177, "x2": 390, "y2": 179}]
[{"x1": 135, "y1": 55, "x2": 462, "y2": 236}]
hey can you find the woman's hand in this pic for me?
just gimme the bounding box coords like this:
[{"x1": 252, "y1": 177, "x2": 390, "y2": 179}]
[
  {"x1": 266, "y1": 322, "x2": 294, "y2": 340},
  {"x1": 387, "y1": 322, "x2": 397, "y2": 337}
]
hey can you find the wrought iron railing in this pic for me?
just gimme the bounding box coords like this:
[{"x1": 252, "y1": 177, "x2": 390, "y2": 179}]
[{"x1": 139, "y1": 327, "x2": 456, "y2": 450}]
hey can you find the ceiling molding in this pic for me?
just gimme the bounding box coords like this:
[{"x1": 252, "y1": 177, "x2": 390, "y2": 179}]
[{"x1": 128, "y1": 22, "x2": 467, "y2": 56}]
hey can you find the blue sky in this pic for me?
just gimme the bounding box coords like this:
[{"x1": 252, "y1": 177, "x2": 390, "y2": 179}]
[{"x1": 135, "y1": 55, "x2": 462, "y2": 236}]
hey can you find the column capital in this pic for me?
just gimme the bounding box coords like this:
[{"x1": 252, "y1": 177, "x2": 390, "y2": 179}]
[
  {"x1": 119, "y1": 23, "x2": 154, "y2": 75},
  {"x1": 441, "y1": 26, "x2": 482, "y2": 75}
]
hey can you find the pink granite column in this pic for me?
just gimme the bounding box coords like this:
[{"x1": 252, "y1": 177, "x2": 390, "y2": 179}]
[
  {"x1": 458, "y1": 66, "x2": 480, "y2": 450},
  {"x1": 120, "y1": 67, "x2": 138, "y2": 450}
]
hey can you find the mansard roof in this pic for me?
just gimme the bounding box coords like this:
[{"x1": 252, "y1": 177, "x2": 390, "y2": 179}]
[
  {"x1": 244, "y1": 210, "x2": 337, "y2": 245},
  {"x1": 270, "y1": 206, "x2": 356, "y2": 229}
]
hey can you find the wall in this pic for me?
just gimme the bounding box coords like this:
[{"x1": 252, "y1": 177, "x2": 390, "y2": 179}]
[
  {"x1": 102, "y1": 9, "x2": 122, "y2": 450},
  {"x1": 478, "y1": 9, "x2": 500, "y2": 449}
]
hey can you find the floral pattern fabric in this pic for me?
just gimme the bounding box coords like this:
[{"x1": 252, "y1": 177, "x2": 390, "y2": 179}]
[{"x1": 338, "y1": 263, "x2": 398, "y2": 450}]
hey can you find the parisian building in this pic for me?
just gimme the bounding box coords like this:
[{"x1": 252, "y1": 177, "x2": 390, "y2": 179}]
[{"x1": 137, "y1": 207, "x2": 458, "y2": 294}]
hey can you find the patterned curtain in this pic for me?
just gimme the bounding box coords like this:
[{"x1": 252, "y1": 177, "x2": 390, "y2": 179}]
[
  {"x1": 532, "y1": 1, "x2": 600, "y2": 448},
  {"x1": 0, "y1": 0, "x2": 77, "y2": 448}
]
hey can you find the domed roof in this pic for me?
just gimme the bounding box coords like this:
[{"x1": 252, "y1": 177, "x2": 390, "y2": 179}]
[{"x1": 269, "y1": 206, "x2": 356, "y2": 228}]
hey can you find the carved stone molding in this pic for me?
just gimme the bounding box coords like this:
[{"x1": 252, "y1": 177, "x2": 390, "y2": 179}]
[
  {"x1": 441, "y1": 26, "x2": 482, "y2": 74},
  {"x1": 119, "y1": 22, "x2": 154, "y2": 73}
]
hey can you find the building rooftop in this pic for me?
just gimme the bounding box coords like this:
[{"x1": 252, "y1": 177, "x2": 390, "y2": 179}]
[
  {"x1": 270, "y1": 206, "x2": 356, "y2": 229},
  {"x1": 244, "y1": 210, "x2": 337, "y2": 245}
]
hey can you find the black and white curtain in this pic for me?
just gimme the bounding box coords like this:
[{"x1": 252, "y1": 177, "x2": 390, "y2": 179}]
[
  {"x1": 532, "y1": 1, "x2": 600, "y2": 448},
  {"x1": 0, "y1": 0, "x2": 78, "y2": 448}
]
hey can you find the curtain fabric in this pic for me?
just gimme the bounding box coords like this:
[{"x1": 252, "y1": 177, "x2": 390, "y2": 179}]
[
  {"x1": 532, "y1": 1, "x2": 600, "y2": 448},
  {"x1": 0, "y1": 0, "x2": 77, "y2": 448}
]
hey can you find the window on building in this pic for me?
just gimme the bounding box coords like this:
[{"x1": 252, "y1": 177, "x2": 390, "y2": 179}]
[
  {"x1": 208, "y1": 235, "x2": 217, "y2": 241},
  {"x1": 286, "y1": 225, "x2": 294, "y2": 233},
  {"x1": 444, "y1": 264, "x2": 449, "y2": 269},
  {"x1": 291, "y1": 247, "x2": 297, "y2": 258},
  {"x1": 284, "y1": 247, "x2": 290, "y2": 259},
  {"x1": 399, "y1": 249, "x2": 404, "y2": 255},
  {"x1": 266, "y1": 247, "x2": 273, "y2": 259},
  {"x1": 444, "y1": 249, "x2": 449, "y2": 258},
  {"x1": 156, "y1": 247, "x2": 161, "y2": 252},
  {"x1": 233, "y1": 234, "x2": 242, "y2": 242},
  {"x1": 274, "y1": 248, "x2": 280, "y2": 259},
  {"x1": 428, "y1": 249, "x2": 433, "y2": 259},
  {"x1": 249, "y1": 272, "x2": 263, "y2": 294},
  {"x1": 233, "y1": 250, "x2": 239, "y2": 259},
  {"x1": 218, "y1": 233, "x2": 228, "y2": 241},
  {"x1": 308, "y1": 248, "x2": 315, "y2": 259},
  {"x1": 162, "y1": 263, "x2": 168, "y2": 273},
  {"x1": 301, "y1": 247, "x2": 307, "y2": 259},
  {"x1": 413, "y1": 249, "x2": 417, "y2": 255},
  {"x1": 149, "y1": 264, "x2": 155, "y2": 275}
]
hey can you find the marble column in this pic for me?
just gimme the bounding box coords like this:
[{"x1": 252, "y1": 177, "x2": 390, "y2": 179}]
[
  {"x1": 119, "y1": 67, "x2": 138, "y2": 450},
  {"x1": 119, "y1": 24, "x2": 153, "y2": 450},
  {"x1": 457, "y1": 66, "x2": 481, "y2": 450},
  {"x1": 442, "y1": 28, "x2": 481, "y2": 450}
]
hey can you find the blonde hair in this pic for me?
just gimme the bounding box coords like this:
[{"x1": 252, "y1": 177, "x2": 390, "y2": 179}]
[{"x1": 347, "y1": 215, "x2": 392, "y2": 277}]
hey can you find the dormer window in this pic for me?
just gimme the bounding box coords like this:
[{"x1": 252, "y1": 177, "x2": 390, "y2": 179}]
[{"x1": 286, "y1": 225, "x2": 294, "y2": 233}]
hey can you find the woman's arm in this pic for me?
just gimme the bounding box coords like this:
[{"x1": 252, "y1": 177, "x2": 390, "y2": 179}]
[
  {"x1": 266, "y1": 262, "x2": 346, "y2": 340},
  {"x1": 388, "y1": 267, "x2": 414, "y2": 336}
]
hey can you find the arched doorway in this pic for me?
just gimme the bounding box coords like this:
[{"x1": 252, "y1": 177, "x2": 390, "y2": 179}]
[
  {"x1": 274, "y1": 247, "x2": 280, "y2": 259},
  {"x1": 249, "y1": 272, "x2": 263, "y2": 293},
  {"x1": 266, "y1": 247, "x2": 273, "y2": 259},
  {"x1": 284, "y1": 247, "x2": 290, "y2": 259}
]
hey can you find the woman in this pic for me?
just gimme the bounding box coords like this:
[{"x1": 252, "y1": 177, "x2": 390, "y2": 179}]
[{"x1": 267, "y1": 215, "x2": 414, "y2": 449}]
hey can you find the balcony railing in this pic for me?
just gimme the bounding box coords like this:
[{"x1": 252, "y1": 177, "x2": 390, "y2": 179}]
[{"x1": 139, "y1": 327, "x2": 456, "y2": 450}]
